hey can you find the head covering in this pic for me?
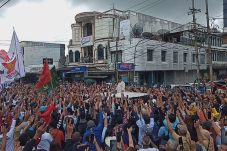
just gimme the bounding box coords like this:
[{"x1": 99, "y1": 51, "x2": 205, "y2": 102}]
[
  {"x1": 19, "y1": 133, "x2": 28, "y2": 146},
  {"x1": 178, "y1": 124, "x2": 188, "y2": 135},
  {"x1": 189, "y1": 103, "x2": 197, "y2": 115},
  {"x1": 40, "y1": 106, "x2": 47, "y2": 112},
  {"x1": 152, "y1": 99, "x2": 156, "y2": 103},
  {"x1": 211, "y1": 108, "x2": 219, "y2": 119},
  {"x1": 202, "y1": 121, "x2": 212, "y2": 131},
  {"x1": 87, "y1": 120, "x2": 95, "y2": 129},
  {"x1": 72, "y1": 132, "x2": 82, "y2": 143},
  {"x1": 67, "y1": 107, "x2": 73, "y2": 115},
  {"x1": 105, "y1": 136, "x2": 116, "y2": 147}
]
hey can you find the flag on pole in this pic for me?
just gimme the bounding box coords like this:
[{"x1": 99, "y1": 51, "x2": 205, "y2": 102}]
[
  {"x1": 0, "y1": 30, "x2": 25, "y2": 84},
  {"x1": 35, "y1": 59, "x2": 52, "y2": 90},
  {"x1": 8, "y1": 30, "x2": 25, "y2": 78},
  {"x1": 39, "y1": 65, "x2": 58, "y2": 92}
]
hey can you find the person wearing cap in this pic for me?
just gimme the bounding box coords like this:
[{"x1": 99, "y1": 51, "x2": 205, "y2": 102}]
[
  {"x1": 82, "y1": 111, "x2": 104, "y2": 151},
  {"x1": 40, "y1": 101, "x2": 55, "y2": 124}
]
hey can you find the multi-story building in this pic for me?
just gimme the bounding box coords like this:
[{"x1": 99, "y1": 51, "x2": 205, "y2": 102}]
[
  {"x1": 67, "y1": 9, "x2": 227, "y2": 85},
  {"x1": 21, "y1": 41, "x2": 65, "y2": 74}
]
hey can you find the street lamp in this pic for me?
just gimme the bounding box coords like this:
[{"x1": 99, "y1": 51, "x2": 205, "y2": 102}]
[{"x1": 133, "y1": 38, "x2": 145, "y2": 83}]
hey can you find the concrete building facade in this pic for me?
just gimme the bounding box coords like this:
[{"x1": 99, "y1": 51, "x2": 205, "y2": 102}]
[
  {"x1": 67, "y1": 9, "x2": 227, "y2": 85},
  {"x1": 21, "y1": 41, "x2": 65, "y2": 73}
]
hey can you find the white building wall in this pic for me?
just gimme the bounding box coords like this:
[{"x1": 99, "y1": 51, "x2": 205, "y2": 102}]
[
  {"x1": 22, "y1": 42, "x2": 64, "y2": 68},
  {"x1": 95, "y1": 17, "x2": 114, "y2": 40},
  {"x1": 111, "y1": 38, "x2": 207, "y2": 72},
  {"x1": 129, "y1": 12, "x2": 182, "y2": 34},
  {"x1": 72, "y1": 24, "x2": 81, "y2": 45}
]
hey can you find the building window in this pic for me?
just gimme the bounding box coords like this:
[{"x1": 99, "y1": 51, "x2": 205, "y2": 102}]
[
  {"x1": 147, "y1": 49, "x2": 153, "y2": 61},
  {"x1": 200, "y1": 54, "x2": 205, "y2": 64},
  {"x1": 161, "y1": 51, "x2": 166, "y2": 62},
  {"x1": 173, "y1": 52, "x2": 178, "y2": 63},
  {"x1": 212, "y1": 52, "x2": 217, "y2": 61},
  {"x1": 192, "y1": 54, "x2": 196, "y2": 63},
  {"x1": 75, "y1": 51, "x2": 80, "y2": 62},
  {"x1": 97, "y1": 44, "x2": 104, "y2": 60},
  {"x1": 111, "y1": 51, "x2": 122, "y2": 63},
  {"x1": 83, "y1": 23, "x2": 92, "y2": 37},
  {"x1": 105, "y1": 47, "x2": 108, "y2": 60},
  {"x1": 82, "y1": 46, "x2": 93, "y2": 63},
  {"x1": 183, "y1": 53, "x2": 187, "y2": 63},
  {"x1": 69, "y1": 50, "x2": 73, "y2": 63}
]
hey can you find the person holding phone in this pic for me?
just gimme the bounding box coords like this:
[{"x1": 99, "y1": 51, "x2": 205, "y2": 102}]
[
  {"x1": 82, "y1": 111, "x2": 104, "y2": 151},
  {"x1": 165, "y1": 114, "x2": 191, "y2": 151}
]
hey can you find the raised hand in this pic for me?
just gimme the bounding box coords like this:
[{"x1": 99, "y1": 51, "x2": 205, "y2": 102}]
[
  {"x1": 66, "y1": 118, "x2": 74, "y2": 139},
  {"x1": 34, "y1": 122, "x2": 48, "y2": 139},
  {"x1": 1, "y1": 125, "x2": 7, "y2": 136}
]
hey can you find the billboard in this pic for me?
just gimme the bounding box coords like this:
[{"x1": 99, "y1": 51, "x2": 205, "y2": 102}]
[
  {"x1": 81, "y1": 36, "x2": 93, "y2": 47},
  {"x1": 43, "y1": 58, "x2": 53, "y2": 65},
  {"x1": 117, "y1": 63, "x2": 134, "y2": 71},
  {"x1": 120, "y1": 20, "x2": 130, "y2": 40}
]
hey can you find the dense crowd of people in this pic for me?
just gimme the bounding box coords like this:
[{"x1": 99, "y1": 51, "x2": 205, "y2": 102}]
[{"x1": 0, "y1": 80, "x2": 226, "y2": 151}]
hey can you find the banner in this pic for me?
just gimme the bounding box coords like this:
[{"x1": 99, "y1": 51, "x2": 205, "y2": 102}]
[
  {"x1": 117, "y1": 63, "x2": 134, "y2": 71},
  {"x1": 0, "y1": 30, "x2": 25, "y2": 84}
]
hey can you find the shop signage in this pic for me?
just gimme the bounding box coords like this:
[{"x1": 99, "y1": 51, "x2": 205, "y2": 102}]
[
  {"x1": 70, "y1": 66, "x2": 87, "y2": 72},
  {"x1": 117, "y1": 63, "x2": 134, "y2": 71},
  {"x1": 81, "y1": 36, "x2": 93, "y2": 47}
]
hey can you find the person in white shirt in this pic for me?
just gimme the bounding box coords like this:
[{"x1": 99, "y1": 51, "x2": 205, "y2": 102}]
[
  {"x1": 37, "y1": 132, "x2": 53, "y2": 151},
  {"x1": 0, "y1": 111, "x2": 19, "y2": 151},
  {"x1": 116, "y1": 79, "x2": 125, "y2": 93}
]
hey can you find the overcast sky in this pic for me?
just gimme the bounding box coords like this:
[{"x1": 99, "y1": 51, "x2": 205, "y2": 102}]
[{"x1": 0, "y1": 0, "x2": 223, "y2": 52}]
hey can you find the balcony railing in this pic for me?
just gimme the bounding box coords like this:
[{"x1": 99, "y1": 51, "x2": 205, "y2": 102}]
[{"x1": 81, "y1": 56, "x2": 93, "y2": 63}]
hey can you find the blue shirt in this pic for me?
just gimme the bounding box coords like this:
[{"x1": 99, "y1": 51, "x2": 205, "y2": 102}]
[
  {"x1": 136, "y1": 116, "x2": 154, "y2": 145},
  {"x1": 82, "y1": 112, "x2": 104, "y2": 151}
]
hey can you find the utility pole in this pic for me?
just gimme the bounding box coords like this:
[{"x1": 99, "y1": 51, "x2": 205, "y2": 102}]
[
  {"x1": 115, "y1": 40, "x2": 119, "y2": 83},
  {"x1": 133, "y1": 39, "x2": 144, "y2": 84},
  {"x1": 188, "y1": 0, "x2": 201, "y2": 84},
  {"x1": 113, "y1": 4, "x2": 119, "y2": 83},
  {"x1": 205, "y1": 0, "x2": 213, "y2": 82}
]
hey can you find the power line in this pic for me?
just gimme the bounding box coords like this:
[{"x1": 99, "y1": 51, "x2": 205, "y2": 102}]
[
  {"x1": 113, "y1": 22, "x2": 192, "y2": 63},
  {"x1": 0, "y1": 0, "x2": 11, "y2": 9},
  {"x1": 135, "y1": 0, "x2": 163, "y2": 12},
  {"x1": 110, "y1": 22, "x2": 190, "y2": 52},
  {"x1": 127, "y1": 0, "x2": 150, "y2": 10}
]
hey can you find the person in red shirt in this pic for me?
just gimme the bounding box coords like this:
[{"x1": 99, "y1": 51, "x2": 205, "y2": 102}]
[{"x1": 40, "y1": 103, "x2": 55, "y2": 124}]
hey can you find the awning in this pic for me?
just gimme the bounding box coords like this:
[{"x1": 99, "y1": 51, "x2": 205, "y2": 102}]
[
  {"x1": 66, "y1": 71, "x2": 84, "y2": 74},
  {"x1": 86, "y1": 76, "x2": 108, "y2": 79}
]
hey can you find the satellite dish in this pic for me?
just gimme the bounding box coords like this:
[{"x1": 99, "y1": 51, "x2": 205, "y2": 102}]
[
  {"x1": 142, "y1": 32, "x2": 153, "y2": 39},
  {"x1": 132, "y1": 23, "x2": 143, "y2": 37},
  {"x1": 157, "y1": 29, "x2": 170, "y2": 35}
]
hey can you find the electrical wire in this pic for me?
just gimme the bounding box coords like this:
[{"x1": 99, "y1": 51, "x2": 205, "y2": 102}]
[
  {"x1": 135, "y1": 0, "x2": 162, "y2": 12},
  {"x1": 127, "y1": 0, "x2": 150, "y2": 10},
  {"x1": 0, "y1": 0, "x2": 11, "y2": 9},
  {"x1": 110, "y1": 22, "x2": 193, "y2": 63}
]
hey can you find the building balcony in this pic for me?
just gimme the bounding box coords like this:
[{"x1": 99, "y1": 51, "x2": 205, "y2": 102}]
[{"x1": 81, "y1": 56, "x2": 93, "y2": 63}]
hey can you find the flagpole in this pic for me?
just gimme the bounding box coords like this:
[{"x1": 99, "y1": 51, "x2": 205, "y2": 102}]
[
  {"x1": 12, "y1": 29, "x2": 24, "y2": 82},
  {"x1": 13, "y1": 30, "x2": 22, "y2": 83},
  {"x1": 51, "y1": 80, "x2": 53, "y2": 89}
]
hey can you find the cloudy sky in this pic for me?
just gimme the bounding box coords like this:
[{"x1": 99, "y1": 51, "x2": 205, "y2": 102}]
[{"x1": 0, "y1": 0, "x2": 223, "y2": 52}]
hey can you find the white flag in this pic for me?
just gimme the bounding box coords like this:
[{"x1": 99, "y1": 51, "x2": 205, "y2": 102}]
[{"x1": 8, "y1": 30, "x2": 25, "y2": 77}]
